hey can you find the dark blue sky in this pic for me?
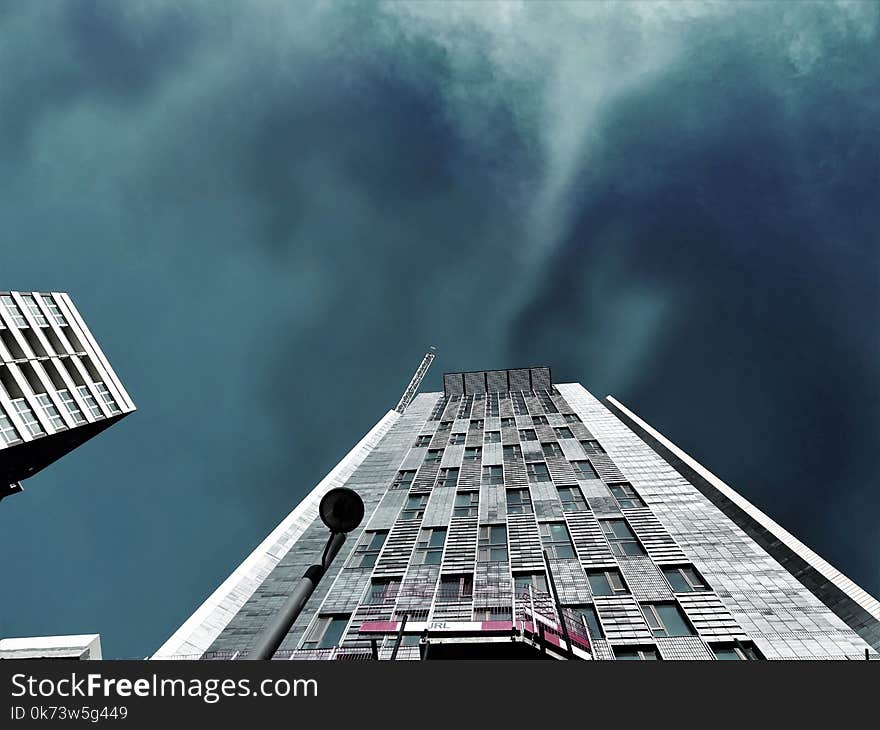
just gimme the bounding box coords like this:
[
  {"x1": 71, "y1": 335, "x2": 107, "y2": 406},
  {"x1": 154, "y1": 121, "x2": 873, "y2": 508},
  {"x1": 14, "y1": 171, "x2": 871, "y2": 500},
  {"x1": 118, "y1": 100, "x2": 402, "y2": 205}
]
[{"x1": 1, "y1": 1, "x2": 877, "y2": 658}]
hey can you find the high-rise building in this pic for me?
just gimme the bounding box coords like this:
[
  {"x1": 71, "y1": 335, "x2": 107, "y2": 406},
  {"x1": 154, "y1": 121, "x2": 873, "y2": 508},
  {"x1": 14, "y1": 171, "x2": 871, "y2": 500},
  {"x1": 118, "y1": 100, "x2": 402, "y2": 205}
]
[
  {"x1": 154, "y1": 361, "x2": 880, "y2": 660},
  {"x1": 0, "y1": 634, "x2": 102, "y2": 660},
  {"x1": 0, "y1": 290, "x2": 135, "y2": 500}
]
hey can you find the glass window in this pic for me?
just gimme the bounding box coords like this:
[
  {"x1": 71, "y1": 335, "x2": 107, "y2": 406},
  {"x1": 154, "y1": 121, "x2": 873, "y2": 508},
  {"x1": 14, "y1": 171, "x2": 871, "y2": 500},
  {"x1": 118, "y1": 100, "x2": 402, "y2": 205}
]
[
  {"x1": 391, "y1": 470, "x2": 416, "y2": 490},
  {"x1": 415, "y1": 434, "x2": 432, "y2": 447},
  {"x1": 474, "y1": 607, "x2": 512, "y2": 621},
  {"x1": 537, "y1": 392, "x2": 558, "y2": 413},
  {"x1": 1, "y1": 296, "x2": 27, "y2": 327},
  {"x1": 301, "y1": 615, "x2": 350, "y2": 650},
  {"x1": 514, "y1": 573, "x2": 548, "y2": 597},
  {"x1": 478, "y1": 525, "x2": 508, "y2": 562},
  {"x1": 519, "y1": 429, "x2": 538, "y2": 441},
  {"x1": 350, "y1": 530, "x2": 387, "y2": 568},
  {"x1": 554, "y1": 427, "x2": 574, "y2": 439},
  {"x1": 449, "y1": 432, "x2": 466, "y2": 445},
  {"x1": 503, "y1": 444, "x2": 522, "y2": 460},
  {"x1": 569, "y1": 605, "x2": 603, "y2": 639},
  {"x1": 414, "y1": 528, "x2": 446, "y2": 565},
  {"x1": 540, "y1": 522, "x2": 576, "y2": 559},
  {"x1": 56, "y1": 389, "x2": 86, "y2": 425},
  {"x1": 41, "y1": 296, "x2": 67, "y2": 326},
  {"x1": 533, "y1": 415, "x2": 549, "y2": 425},
  {"x1": 580, "y1": 439, "x2": 605, "y2": 455},
  {"x1": 11, "y1": 399, "x2": 44, "y2": 437},
  {"x1": 542, "y1": 442, "x2": 563, "y2": 458},
  {"x1": 437, "y1": 574, "x2": 473, "y2": 603},
  {"x1": 0, "y1": 408, "x2": 22, "y2": 445},
  {"x1": 366, "y1": 578, "x2": 400, "y2": 604},
  {"x1": 93, "y1": 382, "x2": 120, "y2": 414},
  {"x1": 436, "y1": 467, "x2": 459, "y2": 488},
  {"x1": 482, "y1": 465, "x2": 503, "y2": 485},
  {"x1": 557, "y1": 485, "x2": 587, "y2": 512},
  {"x1": 572, "y1": 460, "x2": 598, "y2": 479},
  {"x1": 463, "y1": 447, "x2": 482, "y2": 462},
  {"x1": 76, "y1": 386, "x2": 103, "y2": 419},
  {"x1": 35, "y1": 393, "x2": 65, "y2": 430},
  {"x1": 400, "y1": 493, "x2": 428, "y2": 521},
  {"x1": 438, "y1": 420, "x2": 452, "y2": 431},
  {"x1": 663, "y1": 566, "x2": 709, "y2": 593},
  {"x1": 512, "y1": 392, "x2": 529, "y2": 415},
  {"x1": 601, "y1": 519, "x2": 644, "y2": 556},
  {"x1": 22, "y1": 295, "x2": 48, "y2": 327},
  {"x1": 453, "y1": 491, "x2": 479, "y2": 517},
  {"x1": 609, "y1": 483, "x2": 645, "y2": 509},
  {"x1": 484, "y1": 430, "x2": 501, "y2": 443},
  {"x1": 710, "y1": 642, "x2": 762, "y2": 660},
  {"x1": 470, "y1": 419, "x2": 484, "y2": 430},
  {"x1": 501, "y1": 417, "x2": 515, "y2": 428},
  {"x1": 641, "y1": 603, "x2": 695, "y2": 638},
  {"x1": 506, "y1": 488, "x2": 533, "y2": 515},
  {"x1": 526, "y1": 462, "x2": 550, "y2": 482},
  {"x1": 587, "y1": 569, "x2": 628, "y2": 596},
  {"x1": 614, "y1": 646, "x2": 659, "y2": 661},
  {"x1": 424, "y1": 448, "x2": 443, "y2": 464},
  {"x1": 564, "y1": 414, "x2": 581, "y2": 424}
]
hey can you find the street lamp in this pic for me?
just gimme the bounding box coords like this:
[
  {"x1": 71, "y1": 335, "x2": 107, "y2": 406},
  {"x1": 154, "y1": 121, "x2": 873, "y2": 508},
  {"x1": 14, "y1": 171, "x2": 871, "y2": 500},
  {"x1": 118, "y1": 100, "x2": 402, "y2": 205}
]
[{"x1": 249, "y1": 487, "x2": 364, "y2": 660}]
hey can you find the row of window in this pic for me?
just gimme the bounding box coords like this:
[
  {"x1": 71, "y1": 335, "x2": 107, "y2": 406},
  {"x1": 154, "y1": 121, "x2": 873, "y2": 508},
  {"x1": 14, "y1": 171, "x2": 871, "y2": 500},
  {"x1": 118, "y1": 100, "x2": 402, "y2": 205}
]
[
  {"x1": 415, "y1": 423, "x2": 589, "y2": 449},
  {"x1": 1, "y1": 294, "x2": 68, "y2": 330},
  {"x1": 0, "y1": 383, "x2": 118, "y2": 444},
  {"x1": 431, "y1": 391, "x2": 581, "y2": 423}
]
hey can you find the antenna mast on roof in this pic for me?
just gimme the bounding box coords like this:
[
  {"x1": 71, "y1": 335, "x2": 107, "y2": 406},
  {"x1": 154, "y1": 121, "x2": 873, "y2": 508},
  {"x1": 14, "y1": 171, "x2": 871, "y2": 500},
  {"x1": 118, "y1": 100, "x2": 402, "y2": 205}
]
[{"x1": 395, "y1": 346, "x2": 437, "y2": 413}]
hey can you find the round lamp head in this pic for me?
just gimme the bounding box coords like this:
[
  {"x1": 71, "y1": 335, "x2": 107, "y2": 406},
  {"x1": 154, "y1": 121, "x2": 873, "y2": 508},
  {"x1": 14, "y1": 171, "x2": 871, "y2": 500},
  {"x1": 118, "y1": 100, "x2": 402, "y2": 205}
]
[{"x1": 319, "y1": 487, "x2": 364, "y2": 533}]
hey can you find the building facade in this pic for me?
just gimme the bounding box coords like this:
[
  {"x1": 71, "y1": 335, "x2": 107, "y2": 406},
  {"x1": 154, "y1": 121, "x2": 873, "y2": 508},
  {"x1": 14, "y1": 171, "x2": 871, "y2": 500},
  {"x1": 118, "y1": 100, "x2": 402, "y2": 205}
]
[
  {"x1": 154, "y1": 365, "x2": 880, "y2": 660},
  {"x1": 0, "y1": 290, "x2": 135, "y2": 500}
]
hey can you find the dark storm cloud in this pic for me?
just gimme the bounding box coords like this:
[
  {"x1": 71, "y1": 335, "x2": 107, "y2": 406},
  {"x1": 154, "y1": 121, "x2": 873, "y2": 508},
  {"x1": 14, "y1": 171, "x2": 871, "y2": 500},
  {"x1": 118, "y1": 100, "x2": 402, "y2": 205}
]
[{"x1": 0, "y1": 1, "x2": 877, "y2": 656}]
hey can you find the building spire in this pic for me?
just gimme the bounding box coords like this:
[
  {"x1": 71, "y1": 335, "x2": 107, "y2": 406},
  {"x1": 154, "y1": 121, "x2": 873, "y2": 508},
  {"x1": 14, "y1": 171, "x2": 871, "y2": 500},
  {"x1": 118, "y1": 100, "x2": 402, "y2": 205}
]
[{"x1": 395, "y1": 346, "x2": 436, "y2": 413}]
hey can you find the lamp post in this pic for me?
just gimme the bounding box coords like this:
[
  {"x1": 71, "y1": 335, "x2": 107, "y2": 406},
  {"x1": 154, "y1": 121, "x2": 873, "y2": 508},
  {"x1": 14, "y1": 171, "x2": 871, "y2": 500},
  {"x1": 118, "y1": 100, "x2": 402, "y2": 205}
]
[{"x1": 248, "y1": 487, "x2": 364, "y2": 660}]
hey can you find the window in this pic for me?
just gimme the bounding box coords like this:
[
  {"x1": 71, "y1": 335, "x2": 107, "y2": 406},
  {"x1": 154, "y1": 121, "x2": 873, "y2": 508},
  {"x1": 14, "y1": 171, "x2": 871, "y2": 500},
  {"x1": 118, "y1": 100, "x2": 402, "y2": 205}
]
[
  {"x1": 710, "y1": 642, "x2": 763, "y2": 661},
  {"x1": 484, "y1": 430, "x2": 501, "y2": 443},
  {"x1": 519, "y1": 429, "x2": 537, "y2": 441},
  {"x1": 609, "y1": 483, "x2": 645, "y2": 509},
  {"x1": 554, "y1": 427, "x2": 574, "y2": 439},
  {"x1": 56, "y1": 389, "x2": 86, "y2": 425},
  {"x1": 1, "y1": 296, "x2": 27, "y2": 327},
  {"x1": 438, "y1": 420, "x2": 452, "y2": 431},
  {"x1": 366, "y1": 578, "x2": 400, "y2": 604},
  {"x1": 503, "y1": 444, "x2": 522, "y2": 460},
  {"x1": 482, "y1": 465, "x2": 503, "y2": 485},
  {"x1": 587, "y1": 569, "x2": 627, "y2": 596},
  {"x1": 414, "y1": 528, "x2": 446, "y2": 565},
  {"x1": 641, "y1": 603, "x2": 695, "y2": 638},
  {"x1": 532, "y1": 415, "x2": 549, "y2": 425},
  {"x1": 35, "y1": 393, "x2": 65, "y2": 430},
  {"x1": 564, "y1": 413, "x2": 581, "y2": 424},
  {"x1": 77, "y1": 386, "x2": 103, "y2": 419},
  {"x1": 436, "y1": 467, "x2": 459, "y2": 488},
  {"x1": 572, "y1": 460, "x2": 599, "y2": 480},
  {"x1": 600, "y1": 519, "x2": 644, "y2": 556},
  {"x1": 569, "y1": 605, "x2": 603, "y2": 639},
  {"x1": 470, "y1": 419, "x2": 484, "y2": 430},
  {"x1": 0, "y1": 408, "x2": 22, "y2": 445},
  {"x1": 391, "y1": 470, "x2": 416, "y2": 490},
  {"x1": 424, "y1": 448, "x2": 443, "y2": 464},
  {"x1": 453, "y1": 491, "x2": 479, "y2": 517},
  {"x1": 463, "y1": 447, "x2": 482, "y2": 462},
  {"x1": 350, "y1": 531, "x2": 387, "y2": 568},
  {"x1": 512, "y1": 392, "x2": 529, "y2": 415},
  {"x1": 506, "y1": 488, "x2": 533, "y2": 515},
  {"x1": 42, "y1": 296, "x2": 67, "y2": 326},
  {"x1": 614, "y1": 646, "x2": 659, "y2": 661},
  {"x1": 526, "y1": 461, "x2": 550, "y2": 482},
  {"x1": 542, "y1": 442, "x2": 563, "y2": 458},
  {"x1": 514, "y1": 573, "x2": 548, "y2": 597},
  {"x1": 93, "y1": 382, "x2": 121, "y2": 414},
  {"x1": 415, "y1": 434, "x2": 432, "y2": 447},
  {"x1": 501, "y1": 417, "x2": 515, "y2": 428},
  {"x1": 301, "y1": 615, "x2": 350, "y2": 650},
  {"x1": 537, "y1": 392, "x2": 558, "y2": 413},
  {"x1": 400, "y1": 494, "x2": 428, "y2": 521},
  {"x1": 11, "y1": 399, "x2": 44, "y2": 437},
  {"x1": 540, "y1": 522, "x2": 576, "y2": 559},
  {"x1": 487, "y1": 396, "x2": 499, "y2": 417},
  {"x1": 478, "y1": 525, "x2": 508, "y2": 562},
  {"x1": 580, "y1": 439, "x2": 605, "y2": 455},
  {"x1": 437, "y1": 574, "x2": 473, "y2": 602},
  {"x1": 449, "y1": 432, "x2": 466, "y2": 445},
  {"x1": 663, "y1": 566, "x2": 709, "y2": 593},
  {"x1": 557, "y1": 485, "x2": 588, "y2": 512},
  {"x1": 22, "y1": 295, "x2": 48, "y2": 327},
  {"x1": 474, "y1": 607, "x2": 512, "y2": 621}
]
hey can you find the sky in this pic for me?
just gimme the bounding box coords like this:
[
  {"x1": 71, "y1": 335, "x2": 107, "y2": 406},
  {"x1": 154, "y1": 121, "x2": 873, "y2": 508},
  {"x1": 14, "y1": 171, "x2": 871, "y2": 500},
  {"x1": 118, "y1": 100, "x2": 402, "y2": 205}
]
[{"x1": 0, "y1": 1, "x2": 877, "y2": 658}]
